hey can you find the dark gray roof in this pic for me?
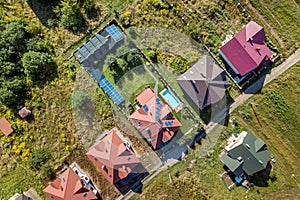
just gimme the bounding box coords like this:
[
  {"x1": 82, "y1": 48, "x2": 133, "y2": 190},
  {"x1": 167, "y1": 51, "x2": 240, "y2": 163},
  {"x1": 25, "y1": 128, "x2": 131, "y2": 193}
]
[
  {"x1": 220, "y1": 131, "x2": 270, "y2": 177},
  {"x1": 177, "y1": 55, "x2": 230, "y2": 109}
]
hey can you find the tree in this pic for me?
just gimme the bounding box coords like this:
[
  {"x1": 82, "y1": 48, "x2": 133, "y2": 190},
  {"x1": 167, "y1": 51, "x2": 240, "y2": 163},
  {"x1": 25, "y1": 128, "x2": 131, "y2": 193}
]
[
  {"x1": 104, "y1": 53, "x2": 118, "y2": 70},
  {"x1": 0, "y1": 78, "x2": 26, "y2": 106},
  {"x1": 117, "y1": 58, "x2": 128, "y2": 71},
  {"x1": 127, "y1": 50, "x2": 141, "y2": 67},
  {"x1": 21, "y1": 51, "x2": 53, "y2": 80},
  {"x1": 60, "y1": 1, "x2": 84, "y2": 31},
  {"x1": 1, "y1": 21, "x2": 27, "y2": 46},
  {"x1": 40, "y1": 163, "x2": 53, "y2": 179}
]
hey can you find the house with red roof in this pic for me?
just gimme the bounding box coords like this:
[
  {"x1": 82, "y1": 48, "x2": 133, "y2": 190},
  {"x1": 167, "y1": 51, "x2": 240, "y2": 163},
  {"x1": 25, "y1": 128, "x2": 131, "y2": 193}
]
[
  {"x1": 43, "y1": 168, "x2": 98, "y2": 200},
  {"x1": 86, "y1": 128, "x2": 141, "y2": 185},
  {"x1": 0, "y1": 117, "x2": 14, "y2": 136},
  {"x1": 129, "y1": 88, "x2": 181, "y2": 149},
  {"x1": 219, "y1": 21, "x2": 273, "y2": 77}
]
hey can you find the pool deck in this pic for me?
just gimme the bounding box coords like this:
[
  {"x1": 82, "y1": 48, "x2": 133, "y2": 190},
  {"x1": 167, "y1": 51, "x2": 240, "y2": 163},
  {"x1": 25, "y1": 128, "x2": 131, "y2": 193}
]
[{"x1": 160, "y1": 88, "x2": 183, "y2": 112}]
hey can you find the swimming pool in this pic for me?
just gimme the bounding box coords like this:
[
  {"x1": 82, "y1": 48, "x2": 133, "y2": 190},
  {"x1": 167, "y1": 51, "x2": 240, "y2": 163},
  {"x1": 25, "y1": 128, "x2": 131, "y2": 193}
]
[{"x1": 160, "y1": 88, "x2": 180, "y2": 109}]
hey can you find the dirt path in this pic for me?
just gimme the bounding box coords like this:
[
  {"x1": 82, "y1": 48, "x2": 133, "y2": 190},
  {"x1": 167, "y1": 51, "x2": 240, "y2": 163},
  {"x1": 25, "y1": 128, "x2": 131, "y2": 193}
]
[{"x1": 245, "y1": 0, "x2": 285, "y2": 47}]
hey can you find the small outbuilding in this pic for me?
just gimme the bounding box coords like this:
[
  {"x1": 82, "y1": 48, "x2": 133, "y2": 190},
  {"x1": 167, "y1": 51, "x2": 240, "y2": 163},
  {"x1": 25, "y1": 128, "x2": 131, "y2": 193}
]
[
  {"x1": 0, "y1": 117, "x2": 14, "y2": 136},
  {"x1": 18, "y1": 107, "x2": 31, "y2": 119}
]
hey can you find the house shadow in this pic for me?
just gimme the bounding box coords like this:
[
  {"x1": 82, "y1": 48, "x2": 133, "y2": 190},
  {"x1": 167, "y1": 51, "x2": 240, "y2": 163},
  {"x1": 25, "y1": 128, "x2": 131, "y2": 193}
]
[
  {"x1": 240, "y1": 61, "x2": 273, "y2": 94},
  {"x1": 27, "y1": 0, "x2": 59, "y2": 26},
  {"x1": 115, "y1": 163, "x2": 149, "y2": 195},
  {"x1": 250, "y1": 162, "x2": 273, "y2": 187},
  {"x1": 155, "y1": 128, "x2": 207, "y2": 163}
]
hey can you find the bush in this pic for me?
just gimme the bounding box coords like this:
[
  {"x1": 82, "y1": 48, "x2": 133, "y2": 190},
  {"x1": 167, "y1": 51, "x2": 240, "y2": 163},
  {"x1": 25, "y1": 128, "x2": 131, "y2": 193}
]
[
  {"x1": 26, "y1": 37, "x2": 51, "y2": 52},
  {"x1": 28, "y1": 149, "x2": 50, "y2": 169},
  {"x1": 40, "y1": 164, "x2": 53, "y2": 179}
]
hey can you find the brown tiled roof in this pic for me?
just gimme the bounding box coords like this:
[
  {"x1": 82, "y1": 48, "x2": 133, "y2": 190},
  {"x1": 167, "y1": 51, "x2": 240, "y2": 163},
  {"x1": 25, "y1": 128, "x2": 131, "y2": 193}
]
[
  {"x1": 0, "y1": 117, "x2": 14, "y2": 136},
  {"x1": 129, "y1": 88, "x2": 181, "y2": 149},
  {"x1": 86, "y1": 129, "x2": 140, "y2": 185},
  {"x1": 43, "y1": 168, "x2": 97, "y2": 200}
]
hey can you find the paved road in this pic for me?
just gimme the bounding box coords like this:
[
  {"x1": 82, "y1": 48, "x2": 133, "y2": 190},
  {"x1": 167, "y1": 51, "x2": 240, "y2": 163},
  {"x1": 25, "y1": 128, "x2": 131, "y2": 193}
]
[{"x1": 121, "y1": 48, "x2": 300, "y2": 200}]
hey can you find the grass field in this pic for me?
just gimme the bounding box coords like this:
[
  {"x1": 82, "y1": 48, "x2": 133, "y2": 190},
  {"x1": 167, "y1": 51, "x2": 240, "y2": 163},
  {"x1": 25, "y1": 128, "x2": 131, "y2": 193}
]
[
  {"x1": 130, "y1": 63, "x2": 300, "y2": 199},
  {"x1": 248, "y1": 0, "x2": 300, "y2": 56}
]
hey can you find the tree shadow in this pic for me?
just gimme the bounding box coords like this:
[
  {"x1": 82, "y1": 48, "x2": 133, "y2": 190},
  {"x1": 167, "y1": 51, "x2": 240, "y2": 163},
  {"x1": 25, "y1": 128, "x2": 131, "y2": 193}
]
[
  {"x1": 27, "y1": 0, "x2": 59, "y2": 26},
  {"x1": 86, "y1": 7, "x2": 101, "y2": 20},
  {"x1": 34, "y1": 61, "x2": 58, "y2": 87}
]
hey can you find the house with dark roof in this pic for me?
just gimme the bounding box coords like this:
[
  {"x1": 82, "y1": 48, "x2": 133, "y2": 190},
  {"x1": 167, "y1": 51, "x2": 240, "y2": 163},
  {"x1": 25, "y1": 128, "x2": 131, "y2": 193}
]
[
  {"x1": 219, "y1": 21, "x2": 273, "y2": 77},
  {"x1": 43, "y1": 168, "x2": 98, "y2": 200},
  {"x1": 129, "y1": 88, "x2": 182, "y2": 149},
  {"x1": 177, "y1": 55, "x2": 230, "y2": 110},
  {"x1": 86, "y1": 128, "x2": 141, "y2": 185},
  {"x1": 0, "y1": 117, "x2": 14, "y2": 136},
  {"x1": 220, "y1": 131, "x2": 270, "y2": 178}
]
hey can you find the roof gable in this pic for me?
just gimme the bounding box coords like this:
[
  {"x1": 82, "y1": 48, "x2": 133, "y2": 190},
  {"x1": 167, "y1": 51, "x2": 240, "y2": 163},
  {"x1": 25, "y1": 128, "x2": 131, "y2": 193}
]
[
  {"x1": 86, "y1": 129, "x2": 140, "y2": 184},
  {"x1": 43, "y1": 168, "x2": 97, "y2": 200},
  {"x1": 219, "y1": 21, "x2": 273, "y2": 76},
  {"x1": 177, "y1": 56, "x2": 230, "y2": 109},
  {"x1": 221, "y1": 131, "x2": 270, "y2": 176}
]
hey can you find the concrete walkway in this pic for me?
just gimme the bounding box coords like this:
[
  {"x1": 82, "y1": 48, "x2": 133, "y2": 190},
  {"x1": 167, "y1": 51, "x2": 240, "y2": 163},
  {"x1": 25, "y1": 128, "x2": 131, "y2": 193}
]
[{"x1": 144, "y1": 63, "x2": 159, "y2": 94}]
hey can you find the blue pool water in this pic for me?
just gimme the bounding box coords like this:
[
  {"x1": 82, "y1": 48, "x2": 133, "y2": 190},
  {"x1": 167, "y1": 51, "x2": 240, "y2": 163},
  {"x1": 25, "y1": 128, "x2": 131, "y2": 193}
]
[{"x1": 161, "y1": 89, "x2": 179, "y2": 109}]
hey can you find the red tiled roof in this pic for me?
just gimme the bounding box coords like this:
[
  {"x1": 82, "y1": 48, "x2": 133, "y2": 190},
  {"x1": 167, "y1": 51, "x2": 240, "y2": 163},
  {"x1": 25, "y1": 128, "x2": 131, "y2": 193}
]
[
  {"x1": 129, "y1": 88, "x2": 181, "y2": 149},
  {"x1": 86, "y1": 129, "x2": 140, "y2": 185},
  {"x1": 0, "y1": 117, "x2": 14, "y2": 136},
  {"x1": 43, "y1": 168, "x2": 97, "y2": 200},
  {"x1": 219, "y1": 21, "x2": 273, "y2": 76}
]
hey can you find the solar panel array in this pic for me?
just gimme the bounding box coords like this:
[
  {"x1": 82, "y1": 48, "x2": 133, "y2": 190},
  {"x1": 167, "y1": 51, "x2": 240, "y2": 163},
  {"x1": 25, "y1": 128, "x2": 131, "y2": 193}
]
[
  {"x1": 98, "y1": 78, "x2": 125, "y2": 105},
  {"x1": 90, "y1": 69, "x2": 124, "y2": 106},
  {"x1": 105, "y1": 25, "x2": 124, "y2": 42},
  {"x1": 74, "y1": 24, "x2": 124, "y2": 63}
]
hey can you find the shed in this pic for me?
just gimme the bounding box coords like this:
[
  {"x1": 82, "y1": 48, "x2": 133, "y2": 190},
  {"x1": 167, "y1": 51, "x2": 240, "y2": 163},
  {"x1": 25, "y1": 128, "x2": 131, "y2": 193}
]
[
  {"x1": 18, "y1": 107, "x2": 31, "y2": 119},
  {"x1": 0, "y1": 117, "x2": 14, "y2": 136}
]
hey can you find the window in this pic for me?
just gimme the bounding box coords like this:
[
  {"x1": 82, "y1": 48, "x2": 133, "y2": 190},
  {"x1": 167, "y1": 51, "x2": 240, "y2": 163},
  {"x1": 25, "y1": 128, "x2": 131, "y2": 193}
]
[{"x1": 83, "y1": 193, "x2": 88, "y2": 198}]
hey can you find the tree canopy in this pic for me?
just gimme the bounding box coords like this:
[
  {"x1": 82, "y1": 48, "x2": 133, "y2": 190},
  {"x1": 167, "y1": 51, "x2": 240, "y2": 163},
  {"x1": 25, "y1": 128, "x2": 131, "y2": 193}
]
[
  {"x1": 22, "y1": 51, "x2": 54, "y2": 80},
  {"x1": 0, "y1": 20, "x2": 54, "y2": 107}
]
